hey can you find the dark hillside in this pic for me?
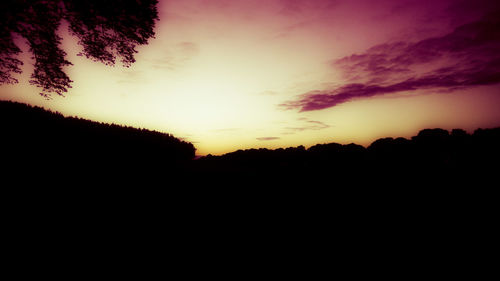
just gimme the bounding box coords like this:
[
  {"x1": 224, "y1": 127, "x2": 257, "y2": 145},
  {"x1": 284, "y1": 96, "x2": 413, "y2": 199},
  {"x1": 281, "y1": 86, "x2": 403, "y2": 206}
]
[{"x1": 0, "y1": 100, "x2": 195, "y2": 176}]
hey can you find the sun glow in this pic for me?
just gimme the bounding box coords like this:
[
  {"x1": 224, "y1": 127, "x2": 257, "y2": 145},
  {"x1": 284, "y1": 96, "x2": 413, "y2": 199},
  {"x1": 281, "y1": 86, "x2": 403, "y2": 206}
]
[{"x1": 2, "y1": 0, "x2": 500, "y2": 156}]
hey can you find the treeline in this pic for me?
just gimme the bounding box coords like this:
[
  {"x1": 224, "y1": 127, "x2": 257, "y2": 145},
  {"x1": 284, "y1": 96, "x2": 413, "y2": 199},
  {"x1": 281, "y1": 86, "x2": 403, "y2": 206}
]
[
  {"x1": 2, "y1": 100, "x2": 499, "y2": 183},
  {"x1": 0, "y1": 100, "x2": 195, "y2": 174},
  {"x1": 195, "y1": 127, "x2": 500, "y2": 181}
]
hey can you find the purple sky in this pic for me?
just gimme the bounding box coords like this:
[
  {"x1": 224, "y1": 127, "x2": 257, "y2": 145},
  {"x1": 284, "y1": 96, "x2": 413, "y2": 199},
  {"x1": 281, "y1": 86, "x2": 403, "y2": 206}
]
[{"x1": 281, "y1": 1, "x2": 500, "y2": 111}]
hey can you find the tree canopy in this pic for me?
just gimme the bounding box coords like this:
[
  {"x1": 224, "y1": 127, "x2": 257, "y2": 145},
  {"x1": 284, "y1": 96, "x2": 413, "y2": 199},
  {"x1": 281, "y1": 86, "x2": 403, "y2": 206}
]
[{"x1": 0, "y1": 0, "x2": 158, "y2": 97}]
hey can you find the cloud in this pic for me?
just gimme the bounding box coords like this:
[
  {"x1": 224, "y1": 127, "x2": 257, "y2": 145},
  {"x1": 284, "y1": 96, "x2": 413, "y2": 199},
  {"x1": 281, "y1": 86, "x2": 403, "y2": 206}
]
[
  {"x1": 283, "y1": 118, "x2": 330, "y2": 133},
  {"x1": 281, "y1": 10, "x2": 500, "y2": 111},
  {"x1": 256, "y1": 137, "x2": 280, "y2": 141}
]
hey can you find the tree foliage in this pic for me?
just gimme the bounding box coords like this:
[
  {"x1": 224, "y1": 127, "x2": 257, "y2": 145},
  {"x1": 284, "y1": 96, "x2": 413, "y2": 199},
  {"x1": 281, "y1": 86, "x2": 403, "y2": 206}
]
[{"x1": 0, "y1": 0, "x2": 158, "y2": 97}]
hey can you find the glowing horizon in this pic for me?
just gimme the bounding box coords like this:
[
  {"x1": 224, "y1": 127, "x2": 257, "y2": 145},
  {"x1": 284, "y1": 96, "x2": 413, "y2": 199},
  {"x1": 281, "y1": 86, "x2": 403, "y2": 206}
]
[{"x1": 2, "y1": 0, "x2": 500, "y2": 156}]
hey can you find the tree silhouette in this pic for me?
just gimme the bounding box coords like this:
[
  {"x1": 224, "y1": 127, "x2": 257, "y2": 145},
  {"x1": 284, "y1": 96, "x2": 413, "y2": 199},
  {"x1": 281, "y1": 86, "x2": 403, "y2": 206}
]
[
  {"x1": 0, "y1": 100, "x2": 195, "y2": 173},
  {"x1": 193, "y1": 126, "x2": 500, "y2": 182},
  {"x1": 0, "y1": 0, "x2": 158, "y2": 97}
]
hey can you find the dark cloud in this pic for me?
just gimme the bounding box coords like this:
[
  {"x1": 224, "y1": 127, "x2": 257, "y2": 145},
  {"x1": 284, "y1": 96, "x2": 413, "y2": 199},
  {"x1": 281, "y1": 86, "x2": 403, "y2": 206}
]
[
  {"x1": 256, "y1": 137, "x2": 280, "y2": 141},
  {"x1": 282, "y1": 10, "x2": 500, "y2": 111}
]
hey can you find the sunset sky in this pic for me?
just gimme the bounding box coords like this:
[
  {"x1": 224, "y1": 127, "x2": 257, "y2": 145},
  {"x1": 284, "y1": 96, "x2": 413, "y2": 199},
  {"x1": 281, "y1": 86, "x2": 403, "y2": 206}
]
[{"x1": 2, "y1": 0, "x2": 500, "y2": 155}]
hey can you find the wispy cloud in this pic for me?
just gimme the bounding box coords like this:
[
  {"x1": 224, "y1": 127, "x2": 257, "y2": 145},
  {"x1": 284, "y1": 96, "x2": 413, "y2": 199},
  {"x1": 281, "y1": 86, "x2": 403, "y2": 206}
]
[
  {"x1": 256, "y1": 137, "x2": 280, "y2": 141},
  {"x1": 281, "y1": 10, "x2": 500, "y2": 111},
  {"x1": 283, "y1": 118, "x2": 330, "y2": 134}
]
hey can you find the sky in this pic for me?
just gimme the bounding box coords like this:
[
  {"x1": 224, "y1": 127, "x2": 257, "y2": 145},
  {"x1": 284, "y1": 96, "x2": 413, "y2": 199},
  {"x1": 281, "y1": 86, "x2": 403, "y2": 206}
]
[{"x1": 1, "y1": 0, "x2": 500, "y2": 155}]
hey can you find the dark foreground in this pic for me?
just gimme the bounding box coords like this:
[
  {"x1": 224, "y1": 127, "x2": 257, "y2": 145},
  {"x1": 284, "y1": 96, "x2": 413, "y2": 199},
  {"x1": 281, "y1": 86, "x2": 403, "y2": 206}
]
[{"x1": 1, "y1": 101, "x2": 496, "y2": 271}]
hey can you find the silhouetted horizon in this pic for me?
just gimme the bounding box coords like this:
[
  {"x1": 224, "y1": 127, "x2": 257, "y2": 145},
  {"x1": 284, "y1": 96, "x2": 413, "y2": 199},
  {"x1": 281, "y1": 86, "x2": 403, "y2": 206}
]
[
  {"x1": 2, "y1": 99, "x2": 499, "y2": 180},
  {"x1": 3, "y1": 99, "x2": 500, "y2": 158}
]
